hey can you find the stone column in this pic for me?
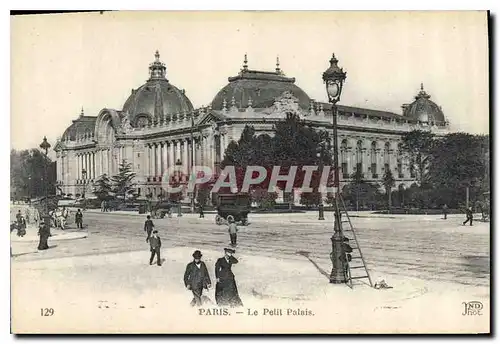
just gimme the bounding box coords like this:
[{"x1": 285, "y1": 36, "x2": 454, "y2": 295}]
[
  {"x1": 183, "y1": 139, "x2": 189, "y2": 172},
  {"x1": 148, "y1": 144, "x2": 153, "y2": 178},
  {"x1": 168, "y1": 141, "x2": 174, "y2": 168},
  {"x1": 176, "y1": 140, "x2": 181, "y2": 165},
  {"x1": 76, "y1": 154, "x2": 80, "y2": 180},
  {"x1": 160, "y1": 142, "x2": 165, "y2": 176},
  {"x1": 156, "y1": 143, "x2": 162, "y2": 178},
  {"x1": 220, "y1": 134, "x2": 226, "y2": 160}
]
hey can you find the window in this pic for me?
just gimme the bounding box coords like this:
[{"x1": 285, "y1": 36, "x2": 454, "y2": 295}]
[
  {"x1": 137, "y1": 188, "x2": 141, "y2": 196},
  {"x1": 356, "y1": 141, "x2": 363, "y2": 175},
  {"x1": 137, "y1": 153, "x2": 140, "y2": 158}
]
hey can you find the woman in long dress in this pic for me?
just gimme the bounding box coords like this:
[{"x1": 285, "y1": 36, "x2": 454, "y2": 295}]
[{"x1": 215, "y1": 248, "x2": 243, "y2": 307}]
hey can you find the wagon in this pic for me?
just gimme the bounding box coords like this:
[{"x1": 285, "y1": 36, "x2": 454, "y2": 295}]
[{"x1": 215, "y1": 193, "x2": 251, "y2": 226}]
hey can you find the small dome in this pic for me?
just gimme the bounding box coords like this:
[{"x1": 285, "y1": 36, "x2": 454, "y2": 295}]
[
  {"x1": 62, "y1": 108, "x2": 97, "y2": 141},
  {"x1": 122, "y1": 51, "x2": 194, "y2": 127},
  {"x1": 402, "y1": 84, "x2": 446, "y2": 124},
  {"x1": 211, "y1": 54, "x2": 311, "y2": 110}
]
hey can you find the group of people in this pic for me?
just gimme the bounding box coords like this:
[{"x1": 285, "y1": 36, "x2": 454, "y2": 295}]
[{"x1": 143, "y1": 215, "x2": 243, "y2": 308}]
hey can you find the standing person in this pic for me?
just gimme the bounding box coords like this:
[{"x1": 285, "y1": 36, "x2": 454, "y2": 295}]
[
  {"x1": 148, "y1": 230, "x2": 162, "y2": 266},
  {"x1": 75, "y1": 209, "x2": 83, "y2": 229},
  {"x1": 199, "y1": 204, "x2": 204, "y2": 218},
  {"x1": 16, "y1": 210, "x2": 22, "y2": 224},
  {"x1": 101, "y1": 200, "x2": 105, "y2": 212},
  {"x1": 37, "y1": 219, "x2": 50, "y2": 250},
  {"x1": 442, "y1": 204, "x2": 449, "y2": 220},
  {"x1": 463, "y1": 206, "x2": 473, "y2": 226},
  {"x1": 184, "y1": 250, "x2": 212, "y2": 307},
  {"x1": 227, "y1": 216, "x2": 238, "y2": 247},
  {"x1": 144, "y1": 215, "x2": 155, "y2": 242},
  {"x1": 215, "y1": 248, "x2": 243, "y2": 307}
]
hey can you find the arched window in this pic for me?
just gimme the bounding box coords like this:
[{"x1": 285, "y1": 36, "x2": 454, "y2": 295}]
[
  {"x1": 370, "y1": 141, "x2": 378, "y2": 178},
  {"x1": 384, "y1": 142, "x2": 391, "y2": 173},
  {"x1": 341, "y1": 139, "x2": 348, "y2": 178},
  {"x1": 356, "y1": 140, "x2": 363, "y2": 177}
]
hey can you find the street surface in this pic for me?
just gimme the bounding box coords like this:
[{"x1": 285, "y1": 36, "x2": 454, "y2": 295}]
[
  {"x1": 11, "y1": 210, "x2": 490, "y2": 333},
  {"x1": 12, "y1": 210, "x2": 490, "y2": 287}
]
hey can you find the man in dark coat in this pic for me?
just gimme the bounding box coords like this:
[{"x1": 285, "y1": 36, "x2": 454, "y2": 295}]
[
  {"x1": 215, "y1": 248, "x2": 243, "y2": 307},
  {"x1": 75, "y1": 209, "x2": 83, "y2": 229},
  {"x1": 184, "y1": 250, "x2": 212, "y2": 307},
  {"x1": 149, "y1": 230, "x2": 162, "y2": 266},
  {"x1": 463, "y1": 206, "x2": 473, "y2": 226},
  {"x1": 144, "y1": 215, "x2": 155, "y2": 242}
]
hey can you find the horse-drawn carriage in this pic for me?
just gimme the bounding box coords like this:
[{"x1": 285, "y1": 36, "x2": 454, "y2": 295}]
[{"x1": 214, "y1": 193, "x2": 251, "y2": 226}]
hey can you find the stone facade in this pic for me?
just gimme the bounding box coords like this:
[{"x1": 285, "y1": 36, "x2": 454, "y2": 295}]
[{"x1": 54, "y1": 52, "x2": 450, "y2": 200}]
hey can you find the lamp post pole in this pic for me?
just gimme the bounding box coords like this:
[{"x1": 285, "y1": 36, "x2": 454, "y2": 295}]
[
  {"x1": 322, "y1": 54, "x2": 348, "y2": 284},
  {"x1": 39, "y1": 136, "x2": 52, "y2": 241},
  {"x1": 317, "y1": 148, "x2": 325, "y2": 220}
]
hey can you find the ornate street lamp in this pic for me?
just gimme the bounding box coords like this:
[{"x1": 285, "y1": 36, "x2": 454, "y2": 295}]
[
  {"x1": 39, "y1": 136, "x2": 51, "y2": 216},
  {"x1": 322, "y1": 53, "x2": 347, "y2": 284},
  {"x1": 175, "y1": 158, "x2": 183, "y2": 217}
]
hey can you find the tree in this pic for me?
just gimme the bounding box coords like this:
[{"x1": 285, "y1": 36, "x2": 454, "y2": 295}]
[
  {"x1": 400, "y1": 130, "x2": 435, "y2": 186},
  {"x1": 427, "y1": 133, "x2": 487, "y2": 208},
  {"x1": 343, "y1": 169, "x2": 381, "y2": 210},
  {"x1": 10, "y1": 148, "x2": 56, "y2": 200},
  {"x1": 299, "y1": 191, "x2": 322, "y2": 208},
  {"x1": 250, "y1": 187, "x2": 278, "y2": 210},
  {"x1": 221, "y1": 113, "x2": 333, "y2": 197},
  {"x1": 196, "y1": 183, "x2": 211, "y2": 207},
  {"x1": 93, "y1": 173, "x2": 113, "y2": 201},
  {"x1": 382, "y1": 168, "x2": 396, "y2": 212},
  {"x1": 111, "y1": 160, "x2": 137, "y2": 202}
]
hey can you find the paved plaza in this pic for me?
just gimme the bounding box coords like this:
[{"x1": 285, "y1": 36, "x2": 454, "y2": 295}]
[{"x1": 11, "y1": 210, "x2": 490, "y2": 333}]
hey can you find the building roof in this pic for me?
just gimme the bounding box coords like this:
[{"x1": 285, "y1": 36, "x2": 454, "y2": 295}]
[
  {"x1": 121, "y1": 52, "x2": 194, "y2": 127},
  {"x1": 61, "y1": 110, "x2": 97, "y2": 141},
  {"x1": 402, "y1": 83, "x2": 446, "y2": 124},
  {"x1": 211, "y1": 55, "x2": 311, "y2": 111}
]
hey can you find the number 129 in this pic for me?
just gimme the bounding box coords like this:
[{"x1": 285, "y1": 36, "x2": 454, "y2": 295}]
[{"x1": 41, "y1": 308, "x2": 54, "y2": 316}]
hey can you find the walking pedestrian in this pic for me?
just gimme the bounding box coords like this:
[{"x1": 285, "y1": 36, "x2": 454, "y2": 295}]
[
  {"x1": 442, "y1": 204, "x2": 448, "y2": 220},
  {"x1": 37, "y1": 219, "x2": 50, "y2": 250},
  {"x1": 184, "y1": 250, "x2": 212, "y2": 307},
  {"x1": 227, "y1": 215, "x2": 238, "y2": 247},
  {"x1": 144, "y1": 215, "x2": 155, "y2": 242},
  {"x1": 148, "y1": 230, "x2": 162, "y2": 266},
  {"x1": 75, "y1": 209, "x2": 83, "y2": 229},
  {"x1": 215, "y1": 248, "x2": 243, "y2": 307},
  {"x1": 463, "y1": 206, "x2": 473, "y2": 226}
]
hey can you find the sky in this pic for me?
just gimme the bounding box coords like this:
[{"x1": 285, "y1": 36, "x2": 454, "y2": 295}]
[{"x1": 10, "y1": 11, "x2": 489, "y2": 152}]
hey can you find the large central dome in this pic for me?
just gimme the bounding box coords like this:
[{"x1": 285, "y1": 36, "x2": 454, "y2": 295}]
[
  {"x1": 122, "y1": 51, "x2": 194, "y2": 128},
  {"x1": 402, "y1": 84, "x2": 446, "y2": 124},
  {"x1": 211, "y1": 55, "x2": 311, "y2": 110}
]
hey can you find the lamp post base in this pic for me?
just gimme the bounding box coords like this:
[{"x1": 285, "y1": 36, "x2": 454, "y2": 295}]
[{"x1": 329, "y1": 233, "x2": 347, "y2": 284}]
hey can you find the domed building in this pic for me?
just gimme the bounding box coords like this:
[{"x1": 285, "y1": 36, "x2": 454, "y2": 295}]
[
  {"x1": 402, "y1": 83, "x2": 446, "y2": 125},
  {"x1": 54, "y1": 51, "x2": 450, "y2": 203}
]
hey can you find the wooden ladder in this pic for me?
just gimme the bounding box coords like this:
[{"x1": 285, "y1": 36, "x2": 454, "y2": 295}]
[{"x1": 338, "y1": 195, "x2": 374, "y2": 289}]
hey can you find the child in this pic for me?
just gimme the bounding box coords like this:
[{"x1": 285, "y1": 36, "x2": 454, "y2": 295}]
[{"x1": 149, "y1": 230, "x2": 162, "y2": 266}]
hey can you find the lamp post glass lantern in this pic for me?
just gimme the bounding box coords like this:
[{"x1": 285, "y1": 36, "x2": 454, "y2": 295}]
[{"x1": 322, "y1": 54, "x2": 348, "y2": 284}]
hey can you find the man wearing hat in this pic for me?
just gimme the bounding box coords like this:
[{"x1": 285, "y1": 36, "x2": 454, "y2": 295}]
[
  {"x1": 215, "y1": 248, "x2": 243, "y2": 307},
  {"x1": 148, "y1": 230, "x2": 162, "y2": 266},
  {"x1": 184, "y1": 250, "x2": 212, "y2": 307}
]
